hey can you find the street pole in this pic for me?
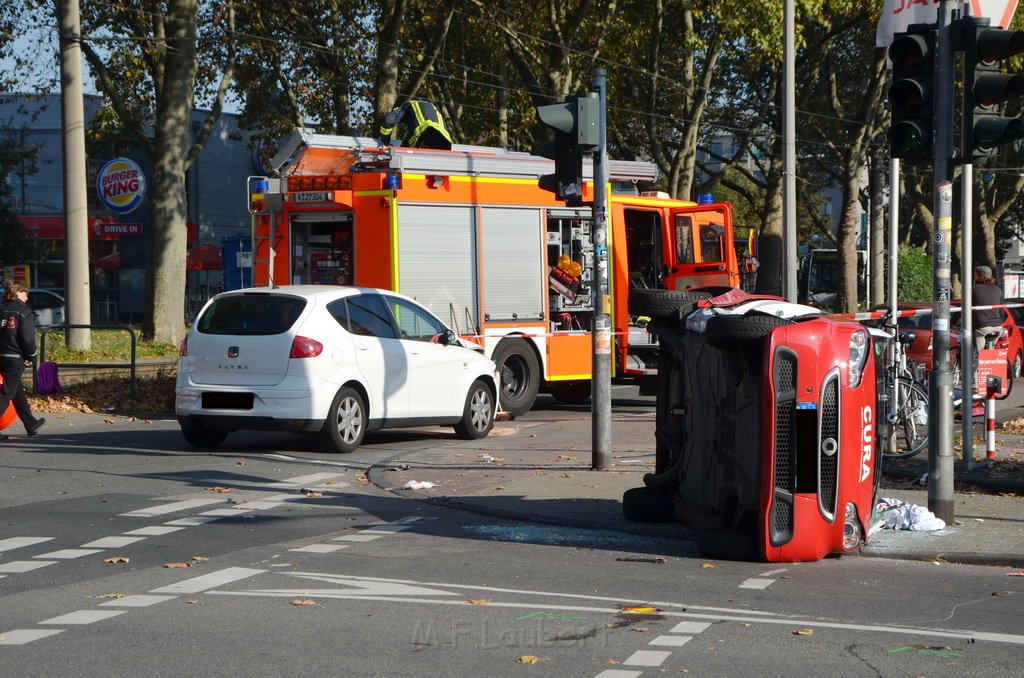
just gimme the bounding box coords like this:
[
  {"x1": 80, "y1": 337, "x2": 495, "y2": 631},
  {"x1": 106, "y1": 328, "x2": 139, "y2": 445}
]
[
  {"x1": 783, "y1": 0, "x2": 798, "y2": 301},
  {"x1": 929, "y1": 0, "x2": 956, "y2": 524},
  {"x1": 591, "y1": 69, "x2": 612, "y2": 471}
]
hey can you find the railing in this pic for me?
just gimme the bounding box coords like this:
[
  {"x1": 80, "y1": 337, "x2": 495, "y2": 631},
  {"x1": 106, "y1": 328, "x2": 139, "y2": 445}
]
[{"x1": 36, "y1": 323, "x2": 139, "y2": 399}]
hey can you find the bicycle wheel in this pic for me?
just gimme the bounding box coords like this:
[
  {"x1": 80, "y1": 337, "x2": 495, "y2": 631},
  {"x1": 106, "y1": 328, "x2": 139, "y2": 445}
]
[{"x1": 882, "y1": 377, "x2": 929, "y2": 460}]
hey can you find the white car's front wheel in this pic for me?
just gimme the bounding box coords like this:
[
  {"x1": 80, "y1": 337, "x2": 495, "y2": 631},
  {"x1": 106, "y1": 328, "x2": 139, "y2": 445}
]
[
  {"x1": 322, "y1": 386, "x2": 366, "y2": 453},
  {"x1": 454, "y1": 380, "x2": 495, "y2": 440}
]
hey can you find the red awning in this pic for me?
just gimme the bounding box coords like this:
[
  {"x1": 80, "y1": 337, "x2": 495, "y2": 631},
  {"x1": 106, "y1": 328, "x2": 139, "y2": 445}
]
[
  {"x1": 95, "y1": 251, "x2": 120, "y2": 269},
  {"x1": 187, "y1": 243, "x2": 223, "y2": 271}
]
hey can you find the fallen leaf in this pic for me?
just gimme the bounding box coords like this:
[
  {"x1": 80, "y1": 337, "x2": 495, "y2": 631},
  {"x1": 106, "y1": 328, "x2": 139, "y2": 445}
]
[
  {"x1": 631, "y1": 627, "x2": 650, "y2": 633},
  {"x1": 467, "y1": 598, "x2": 489, "y2": 605},
  {"x1": 164, "y1": 562, "x2": 192, "y2": 569},
  {"x1": 104, "y1": 556, "x2": 129, "y2": 564},
  {"x1": 702, "y1": 563, "x2": 716, "y2": 569},
  {"x1": 185, "y1": 599, "x2": 199, "y2": 605},
  {"x1": 292, "y1": 599, "x2": 317, "y2": 606},
  {"x1": 235, "y1": 459, "x2": 246, "y2": 466},
  {"x1": 621, "y1": 606, "x2": 660, "y2": 614},
  {"x1": 793, "y1": 629, "x2": 814, "y2": 636},
  {"x1": 208, "y1": 486, "x2": 231, "y2": 493},
  {"x1": 191, "y1": 556, "x2": 210, "y2": 562},
  {"x1": 305, "y1": 492, "x2": 323, "y2": 498},
  {"x1": 517, "y1": 655, "x2": 542, "y2": 664},
  {"x1": 103, "y1": 418, "x2": 115, "y2": 424},
  {"x1": 96, "y1": 593, "x2": 127, "y2": 599}
]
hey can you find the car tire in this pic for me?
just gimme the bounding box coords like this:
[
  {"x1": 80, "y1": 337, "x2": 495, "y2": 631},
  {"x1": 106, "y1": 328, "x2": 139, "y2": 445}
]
[
  {"x1": 705, "y1": 312, "x2": 790, "y2": 349},
  {"x1": 493, "y1": 340, "x2": 539, "y2": 416},
  {"x1": 629, "y1": 289, "x2": 711, "y2": 320},
  {"x1": 321, "y1": 386, "x2": 366, "y2": 453},
  {"x1": 548, "y1": 380, "x2": 591, "y2": 405},
  {"x1": 454, "y1": 379, "x2": 495, "y2": 440},
  {"x1": 180, "y1": 419, "x2": 228, "y2": 449},
  {"x1": 622, "y1": 487, "x2": 675, "y2": 523}
]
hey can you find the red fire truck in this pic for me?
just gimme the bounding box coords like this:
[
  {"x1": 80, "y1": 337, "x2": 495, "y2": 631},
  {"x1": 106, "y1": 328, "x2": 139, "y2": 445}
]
[{"x1": 249, "y1": 130, "x2": 740, "y2": 414}]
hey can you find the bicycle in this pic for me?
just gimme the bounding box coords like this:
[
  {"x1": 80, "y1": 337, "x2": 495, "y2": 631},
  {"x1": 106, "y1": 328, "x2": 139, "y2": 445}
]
[{"x1": 879, "y1": 312, "x2": 929, "y2": 460}]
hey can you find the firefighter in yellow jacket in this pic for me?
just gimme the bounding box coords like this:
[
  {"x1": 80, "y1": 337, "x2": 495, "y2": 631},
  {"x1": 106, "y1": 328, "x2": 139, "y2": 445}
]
[{"x1": 379, "y1": 100, "x2": 453, "y2": 150}]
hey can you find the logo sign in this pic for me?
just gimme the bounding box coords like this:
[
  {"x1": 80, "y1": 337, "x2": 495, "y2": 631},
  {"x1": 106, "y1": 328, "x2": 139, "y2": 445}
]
[
  {"x1": 292, "y1": 191, "x2": 334, "y2": 203},
  {"x1": 92, "y1": 220, "x2": 143, "y2": 237},
  {"x1": 97, "y1": 158, "x2": 146, "y2": 214}
]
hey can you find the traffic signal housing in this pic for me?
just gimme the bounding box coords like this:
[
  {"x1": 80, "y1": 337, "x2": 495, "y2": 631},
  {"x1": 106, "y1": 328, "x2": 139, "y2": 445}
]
[
  {"x1": 888, "y1": 27, "x2": 937, "y2": 163},
  {"x1": 536, "y1": 93, "x2": 599, "y2": 204},
  {"x1": 961, "y1": 21, "x2": 1024, "y2": 157}
]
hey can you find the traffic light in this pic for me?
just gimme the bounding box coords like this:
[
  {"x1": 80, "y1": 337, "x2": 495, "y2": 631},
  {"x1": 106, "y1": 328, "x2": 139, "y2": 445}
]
[
  {"x1": 888, "y1": 27, "x2": 937, "y2": 163},
  {"x1": 536, "y1": 93, "x2": 599, "y2": 204},
  {"x1": 961, "y1": 20, "x2": 1024, "y2": 157}
]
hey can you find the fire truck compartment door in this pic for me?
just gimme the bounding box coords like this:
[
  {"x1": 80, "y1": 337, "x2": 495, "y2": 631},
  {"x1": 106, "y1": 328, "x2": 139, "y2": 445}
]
[{"x1": 479, "y1": 207, "x2": 545, "y2": 322}]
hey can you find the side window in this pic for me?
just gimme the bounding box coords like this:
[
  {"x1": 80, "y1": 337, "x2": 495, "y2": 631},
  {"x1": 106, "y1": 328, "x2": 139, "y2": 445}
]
[
  {"x1": 347, "y1": 294, "x2": 396, "y2": 339},
  {"x1": 698, "y1": 224, "x2": 725, "y2": 262},
  {"x1": 386, "y1": 296, "x2": 445, "y2": 341},
  {"x1": 326, "y1": 298, "x2": 350, "y2": 331},
  {"x1": 675, "y1": 215, "x2": 695, "y2": 264}
]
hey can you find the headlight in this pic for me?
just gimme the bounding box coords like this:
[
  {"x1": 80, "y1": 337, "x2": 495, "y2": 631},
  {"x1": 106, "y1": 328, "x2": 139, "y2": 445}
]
[
  {"x1": 848, "y1": 329, "x2": 869, "y2": 388},
  {"x1": 843, "y1": 502, "x2": 863, "y2": 551}
]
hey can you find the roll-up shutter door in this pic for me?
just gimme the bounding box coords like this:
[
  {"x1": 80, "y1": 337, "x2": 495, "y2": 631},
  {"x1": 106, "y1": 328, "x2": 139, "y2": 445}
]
[{"x1": 480, "y1": 207, "x2": 545, "y2": 321}]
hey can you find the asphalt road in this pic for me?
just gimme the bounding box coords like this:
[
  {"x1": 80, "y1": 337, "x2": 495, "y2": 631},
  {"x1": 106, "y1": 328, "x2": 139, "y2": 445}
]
[{"x1": 1, "y1": 388, "x2": 1023, "y2": 676}]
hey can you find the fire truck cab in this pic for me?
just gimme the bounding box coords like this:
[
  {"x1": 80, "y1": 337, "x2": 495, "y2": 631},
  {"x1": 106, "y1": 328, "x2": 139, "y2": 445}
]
[{"x1": 250, "y1": 130, "x2": 739, "y2": 415}]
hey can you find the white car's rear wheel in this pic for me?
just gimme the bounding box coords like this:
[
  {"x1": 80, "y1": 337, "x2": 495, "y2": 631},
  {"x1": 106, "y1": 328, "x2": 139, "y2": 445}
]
[{"x1": 322, "y1": 386, "x2": 366, "y2": 453}]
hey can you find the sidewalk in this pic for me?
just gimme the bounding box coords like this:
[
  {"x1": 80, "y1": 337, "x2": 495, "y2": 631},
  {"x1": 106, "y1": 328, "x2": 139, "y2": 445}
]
[{"x1": 367, "y1": 408, "x2": 1024, "y2": 568}]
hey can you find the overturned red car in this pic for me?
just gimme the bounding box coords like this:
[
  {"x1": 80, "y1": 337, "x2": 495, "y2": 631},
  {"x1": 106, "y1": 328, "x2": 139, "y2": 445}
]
[{"x1": 625, "y1": 289, "x2": 884, "y2": 562}]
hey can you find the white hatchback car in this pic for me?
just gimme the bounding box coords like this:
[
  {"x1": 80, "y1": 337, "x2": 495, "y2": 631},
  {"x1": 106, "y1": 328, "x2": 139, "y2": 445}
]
[{"x1": 175, "y1": 286, "x2": 498, "y2": 452}]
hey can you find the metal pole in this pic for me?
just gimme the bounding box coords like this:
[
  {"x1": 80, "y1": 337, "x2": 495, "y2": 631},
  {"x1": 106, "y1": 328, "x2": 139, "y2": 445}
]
[
  {"x1": 888, "y1": 158, "x2": 899, "y2": 318},
  {"x1": 962, "y1": 163, "x2": 974, "y2": 469},
  {"x1": 591, "y1": 68, "x2": 612, "y2": 471},
  {"x1": 783, "y1": 0, "x2": 798, "y2": 301},
  {"x1": 928, "y1": 0, "x2": 956, "y2": 525}
]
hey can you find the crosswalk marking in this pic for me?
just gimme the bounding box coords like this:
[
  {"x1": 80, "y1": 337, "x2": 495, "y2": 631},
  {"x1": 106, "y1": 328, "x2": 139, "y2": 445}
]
[
  {"x1": 594, "y1": 671, "x2": 643, "y2": 678},
  {"x1": 34, "y1": 549, "x2": 104, "y2": 560},
  {"x1": 0, "y1": 560, "x2": 57, "y2": 573},
  {"x1": 739, "y1": 578, "x2": 775, "y2": 590},
  {"x1": 39, "y1": 610, "x2": 127, "y2": 625},
  {"x1": 0, "y1": 537, "x2": 53, "y2": 553},
  {"x1": 149, "y1": 566, "x2": 265, "y2": 594},
  {"x1": 266, "y1": 472, "x2": 346, "y2": 488},
  {"x1": 290, "y1": 544, "x2": 349, "y2": 554},
  {"x1": 669, "y1": 621, "x2": 712, "y2": 634},
  {"x1": 123, "y1": 526, "x2": 185, "y2": 536},
  {"x1": 99, "y1": 595, "x2": 177, "y2": 608},
  {"x1": 164, "y1": 516, "x2": 221, "y2": 526},
  {"x1": 118, "y1": 498, "x2": 228, "y2": 518},
  {"x1": 332, "y1": 534, "x2": 382, "y2": 542},
  {"x1": 622, "y1": 650, "x2": 671, "y2": 667},
  {"x1": 362, "y1": 525, "x2": 412, "y2": 534},
  {"x1": 81, "y1": 536, "x2": 146, "y2": 549},
  {"x1": 648, "y1": 635, "x2": 692, "y2": 647},
  {"x1": 0, "y1": 629, "x2": 64, "y2": 645}
]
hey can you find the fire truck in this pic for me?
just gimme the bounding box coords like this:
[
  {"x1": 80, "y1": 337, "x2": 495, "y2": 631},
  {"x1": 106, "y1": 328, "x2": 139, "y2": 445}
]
[{"x1": 249, "y1": 129, "x2": 740, "y2": 415}]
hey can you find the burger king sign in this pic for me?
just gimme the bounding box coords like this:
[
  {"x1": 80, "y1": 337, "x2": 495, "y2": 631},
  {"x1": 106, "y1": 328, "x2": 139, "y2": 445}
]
[{"x1": 97, "y1": 158, "x2": 146, "y2": 214}]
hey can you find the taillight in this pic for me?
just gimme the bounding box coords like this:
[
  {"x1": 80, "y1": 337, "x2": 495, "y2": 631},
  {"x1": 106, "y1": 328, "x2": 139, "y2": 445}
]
[
  {"x1": 179, "y1": 334, "x2": 189, "y2": 357},
  {"x1": 290, "y1": 336, "x2": 323, "y2": 358}
]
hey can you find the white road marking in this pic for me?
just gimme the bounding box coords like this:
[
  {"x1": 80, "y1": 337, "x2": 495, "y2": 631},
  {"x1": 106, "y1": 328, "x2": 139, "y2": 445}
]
[
  {"x1": 594, "y1": 671, "x2": 643, "y2": 678},
  {"x1": 362, "y1": 525, "x2": 412, "y2": 534},
  {"x1": 81, "y1": 536, "x2": 146, "y2": 548},
  {"x1": 149, "y1": 566, "x2": 265, "y2": 594},
  {"x1": 0, "y1": 560, "x2": 57, "y2": 573},
  {"x1": 99, "y1": 595, "x2": 177, "y2": 608},
  {"x1": 118, "y1": 498, "x2": 227, "y2": 517},
  {"x1": 622, "y1": 650, "x2": 671, "y2": 667},
  {"x1": 123, "y1": 526, "x2": 185, "y2": 536},
  {"x1": 0, "y1": 537, "x2": 53, "y2": 552},
  {"x1": 739, "y1": 578, "x2": 775, "y2": 590},
  {"x1": 648, "y1": 635, "x2": 692, "y2": 647},
  {"x1": 0, "y1": 629, "x2": 64, "y2": 645},
  {"x1": 35, "y1": 549, "x2": 104, "y2": 559},
  {"x1": 232, "y1": 500, "x2": 285, "y2": 510},
  {"x1": 39, "y1": 610, "x2": 127, "y2": 625},
  {"x1": 669, "y1": 621, "x2": 712, "y2": 634},
  {"x1": 200, "y1": 508, "x2": 255, "y2": 517},
  {"x1": 164, "y1": 516, "x2": 221, "y2": 526},
  {"x1": 759, "y1": 568, "x2": 789, "y2": 577},
  {"x1": 332, "y1": 534, "x2": 382, "y2": 542},
  {"x1": 266, "y1": 473, "x2": 346, "y2": 488},
  {"x1": 290, "y1": 544, "x2": 349, "y2": 554}
]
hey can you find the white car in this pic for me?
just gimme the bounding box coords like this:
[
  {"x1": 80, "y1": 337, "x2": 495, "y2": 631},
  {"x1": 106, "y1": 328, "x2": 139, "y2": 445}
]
[
  {"x1": 28, "y1": 289, "x2": 66, "y2": 328},
  {"x1": 175, "y1": 285, "x2": 498, "y2": 452}
]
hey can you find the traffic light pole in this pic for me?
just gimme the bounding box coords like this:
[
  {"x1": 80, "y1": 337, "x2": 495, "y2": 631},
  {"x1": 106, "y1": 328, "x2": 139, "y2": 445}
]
[
  {"x1": 591, "y1": 68, "x2": 612, "y2": 471},
  {"x1": 929, "y1": 0, "x2": 956, "y2": 525}
]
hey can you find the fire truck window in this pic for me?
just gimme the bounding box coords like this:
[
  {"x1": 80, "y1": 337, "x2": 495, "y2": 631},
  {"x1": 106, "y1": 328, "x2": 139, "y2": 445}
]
[
  {"x1": 386, "y1": 295, "x2": 445, "y2": 341},
  {"x1": 346, "y1": 294, "x2": 396, "y2": 339},
  {"x1": 624, "y1": 209, "x2": 662, "y2": 289},
  {"x1": 675, "y1": 216, "x2": 695, "y2": 264},
  {"x1": 699, "y1": 224, "x2": 725, "y2": 262}
]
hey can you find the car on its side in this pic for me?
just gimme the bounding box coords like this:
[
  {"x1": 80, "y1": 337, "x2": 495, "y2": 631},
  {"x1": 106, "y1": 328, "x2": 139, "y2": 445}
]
[
  {"x1": 175, "y1": 285, "x2": 499, "y2": 452},
  {"x1": 28, "y1": 288, "x2": 66, "y2": 329}
]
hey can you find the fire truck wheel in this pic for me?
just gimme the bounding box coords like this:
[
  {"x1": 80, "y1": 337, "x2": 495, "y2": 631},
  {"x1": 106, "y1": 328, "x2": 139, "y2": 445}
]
[
  {"x1": 454, "y1": 379, "x2": 496, "y2": 440},
  {"x1": 704, "y1": 312, "x2": 790, "y2": 349},
  {"x1": 179, "y1": 419, "x2": 228, "y2": 449},
  {"x1": 548, "y1": 380, "x2": 591, "y2": 405},
  {"x1": 493, "y1": 340, "x2": 539, "y2": 416},
  {"x1": 697, "y1": 529, "x2": 759, "y2": 561},
  {"x1": 628, "y1": 289, "x2": 710, "y2": 320},
  {"x1": 622, "y1": 487, "x2": 675, "y2": 523},
  {"x1": 321, "y1": 386, "x2": 366, "y2": 453}
]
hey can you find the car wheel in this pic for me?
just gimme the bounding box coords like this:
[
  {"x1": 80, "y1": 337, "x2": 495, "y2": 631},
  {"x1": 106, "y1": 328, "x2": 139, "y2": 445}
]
[
  {"x1": 454, "y1": 379, "x2": 495, "y2": 440},
  {"x1": 493, "y1": 340, "x2": 539, "y2": 416},
  {"x1": 321, "y1": 386, "x2": 366, "y2": 453},
  {"x1": 705, "y1": 312, "x2": 790, "y2": 349},
  {"x1": 1014, "y1": 351, "x2": 1023, "y2": 379},
  {"x1": 180, "y1": 419, "x2": 228, "y2": 449},
  {"x1": 548, "y1": 380, "x2": 591, "y2": 405},
  {"x1": 628, "y1": 289, "x2": 710, "y2": 320}
]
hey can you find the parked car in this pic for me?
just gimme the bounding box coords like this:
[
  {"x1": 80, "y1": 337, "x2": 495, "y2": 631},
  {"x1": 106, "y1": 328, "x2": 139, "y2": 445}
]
[
  {"x1": 175, "y1": 286, "x2": 499, "y2": 452},
  {"x1": 28, "y1": 288, "x2": 65, "y2": 329}
]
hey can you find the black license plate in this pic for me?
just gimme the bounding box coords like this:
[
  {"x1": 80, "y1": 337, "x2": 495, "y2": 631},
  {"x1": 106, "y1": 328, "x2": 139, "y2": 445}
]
[{"x1": 202, "y1": 392, "x2": 254, "y2": 410}]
